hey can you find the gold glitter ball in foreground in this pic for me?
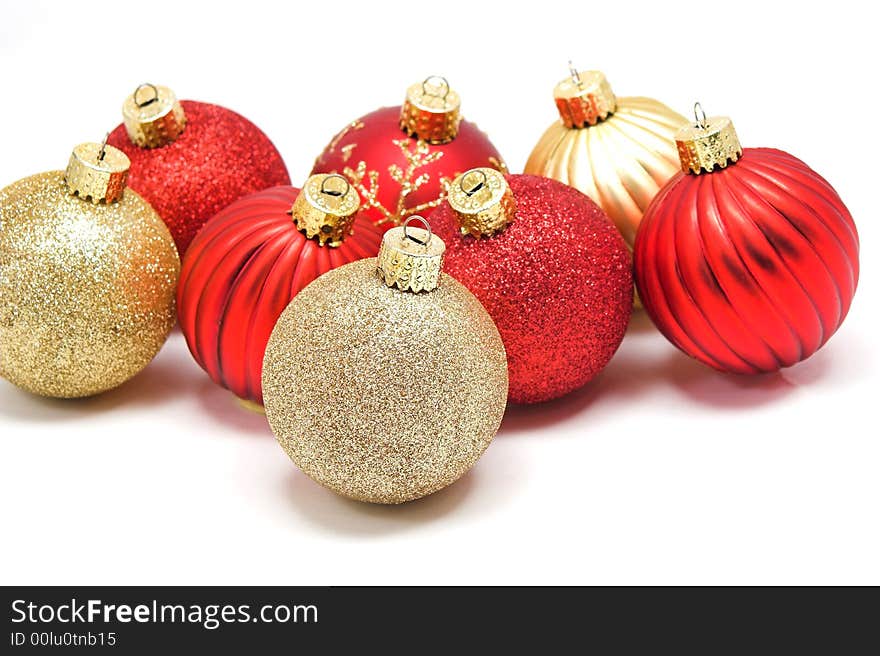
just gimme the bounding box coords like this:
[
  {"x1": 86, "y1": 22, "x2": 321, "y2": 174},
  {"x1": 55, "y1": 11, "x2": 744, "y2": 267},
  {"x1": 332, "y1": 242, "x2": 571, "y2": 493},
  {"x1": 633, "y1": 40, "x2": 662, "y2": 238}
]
[
  {"x1": 0, "y1": 172, "x2": 179, "y2": 398},
  {"x1": 262, "y1": 258, "x2": 508, "y2": 504}
]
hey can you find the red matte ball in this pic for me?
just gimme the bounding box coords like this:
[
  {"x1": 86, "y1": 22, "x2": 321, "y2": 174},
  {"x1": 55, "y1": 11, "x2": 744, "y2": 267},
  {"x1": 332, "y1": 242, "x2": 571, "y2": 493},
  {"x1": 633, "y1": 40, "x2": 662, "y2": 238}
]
[
  {"x1": 634, "y1": 148, "x2": 859, "y2": 374},
  {"x1": 430, "y1": 174, "x2": 633, "y2": 404},
  {"x1": 108, "y1": 100, "x2": 290, "y2": 255},
  {"x1": 311, "y1": 106, "x2": 504, "y2": 232},
  {"x1": 177, "y1": 186, "x2": 384, "y2": 405}
]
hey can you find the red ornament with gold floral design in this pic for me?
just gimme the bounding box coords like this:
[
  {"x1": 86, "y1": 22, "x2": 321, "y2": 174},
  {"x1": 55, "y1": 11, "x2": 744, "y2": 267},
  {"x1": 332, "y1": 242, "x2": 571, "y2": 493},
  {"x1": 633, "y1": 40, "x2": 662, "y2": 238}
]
[
  {"x1": 177, "y1": 175, "x2": 383, "y2": 406},
  {"x1": 634, "y1": 106, "x2": 859, "y2": 374},
  {"x1": 311, "y1": 76, "x2": 505, "y2": 231}
]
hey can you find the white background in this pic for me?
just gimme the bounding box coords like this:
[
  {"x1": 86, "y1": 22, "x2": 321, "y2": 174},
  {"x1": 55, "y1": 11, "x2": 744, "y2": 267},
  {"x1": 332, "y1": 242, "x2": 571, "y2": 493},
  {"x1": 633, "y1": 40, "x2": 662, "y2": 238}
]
[{"x1": 1, "y1": 0, "x2": 877, "y2": 585}]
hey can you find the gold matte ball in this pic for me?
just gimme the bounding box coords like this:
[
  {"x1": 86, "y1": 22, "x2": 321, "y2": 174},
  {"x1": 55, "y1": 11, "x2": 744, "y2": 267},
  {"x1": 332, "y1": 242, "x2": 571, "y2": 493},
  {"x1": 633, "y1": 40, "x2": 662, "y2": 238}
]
[
  {"x1": 525, "y1": 97, "x2": 687, "y2": 248},
  {"x1": 262, "y1": 258, "x2": 509, "y2": 504},
  {"x1": 0, "y1": 172, "x2": 179, "y2": 398}
]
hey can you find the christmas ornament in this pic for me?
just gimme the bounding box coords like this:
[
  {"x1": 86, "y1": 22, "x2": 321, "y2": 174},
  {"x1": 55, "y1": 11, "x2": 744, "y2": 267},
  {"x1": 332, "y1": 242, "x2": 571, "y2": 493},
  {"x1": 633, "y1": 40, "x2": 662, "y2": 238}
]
[
  {"x1": 262, "y1": 218, "x2": 508, "y2": 504},
  {"x1": 525, "y1": 68, "x2": 687, "y2": 248},
  {"x1": 634, "y1": 105, "x2": 859, "y2": 374},
  {"x1": 178, "y1": 174, "x2": 383, "y2": 406},
  {"x1": 430, "y1": 170, "x2": 632, "y2": 404},
  {"x1": 311, "y1": 76, "x2": 505, "y2": 231},
  {"x1": 107, "y1": 83, "x2": 290, "y2": 255},
  {"x1": 0, "y1": 140, "x2": 179, "y2": 398}
]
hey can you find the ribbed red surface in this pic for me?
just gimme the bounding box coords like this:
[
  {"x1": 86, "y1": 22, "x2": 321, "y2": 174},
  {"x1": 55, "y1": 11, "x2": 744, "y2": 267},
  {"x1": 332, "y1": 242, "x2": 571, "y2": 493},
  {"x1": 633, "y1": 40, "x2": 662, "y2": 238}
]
[
  {"x1": 177, "y1": 186, "x2": 384, "y2": 403},
  {"x1": 634, "y1": 148, "x2": 859, "y2": 374}
]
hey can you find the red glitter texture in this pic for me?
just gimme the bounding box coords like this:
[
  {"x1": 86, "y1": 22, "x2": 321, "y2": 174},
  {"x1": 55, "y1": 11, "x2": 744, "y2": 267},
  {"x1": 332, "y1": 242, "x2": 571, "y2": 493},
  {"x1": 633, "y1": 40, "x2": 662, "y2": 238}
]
[
  {"x1": 311, "y1": 106, "x2": 503, "y2": 232},
  {"x1": 634, "y1": 148, "x2": 859, "y2": 374},
  {"x1": 177, "y1": 186, "x2": 384, "y2": 404},
  {"x1": 108, "y1": 100, "x2": 290, "y2": 255},
  {"x1": 430, "y1": 174, "x2": 633, "y2": 404}
]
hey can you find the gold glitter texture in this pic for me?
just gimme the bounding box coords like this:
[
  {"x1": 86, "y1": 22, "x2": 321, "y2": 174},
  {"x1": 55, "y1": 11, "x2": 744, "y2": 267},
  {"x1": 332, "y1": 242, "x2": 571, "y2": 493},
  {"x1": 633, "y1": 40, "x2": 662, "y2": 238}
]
[
  {"x1": 0, "y1": 172, "x2": 179, "y2": 397},
  {"x1": 262, "y1": 258, "x2": 508, "y2": 504}
]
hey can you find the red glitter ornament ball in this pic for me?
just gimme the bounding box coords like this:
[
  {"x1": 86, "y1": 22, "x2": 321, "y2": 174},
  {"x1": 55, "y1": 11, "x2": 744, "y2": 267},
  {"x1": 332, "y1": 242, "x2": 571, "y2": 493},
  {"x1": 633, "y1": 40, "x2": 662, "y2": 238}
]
[
  {"x1": 635, "y1": 147, "x2": 859, "y2": 374},
  {"x1": 178, "y1": 184, "x2": 384, "y2": 405},
  {"x1": 312, "y1": 88, "x2": 504, "y2": 232},
  {"x1": 108, "y1": 99, "x2": 290, "y2": 255},
  {"x1": 430, "y1": 173, "x2": 633, "y2": 404}
]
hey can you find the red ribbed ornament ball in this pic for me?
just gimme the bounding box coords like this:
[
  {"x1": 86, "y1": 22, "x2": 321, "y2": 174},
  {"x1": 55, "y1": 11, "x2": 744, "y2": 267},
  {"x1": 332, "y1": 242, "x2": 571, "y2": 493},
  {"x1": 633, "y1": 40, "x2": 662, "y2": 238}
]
[
  {"x1": 430, "y1": 172, "x2": 633, "y2": 404},
  {"x1": 635, "y1": 140, "x2": 859, "y2": 374},
  {"x1": 178, "y1": 183, "x2": 384, "y2": 405},
  {"x1": 311, "y1": 78, "x2": 504, "y2": 232},
  {"x1": 108, "y1": 94, "x2": 290, "y2": 255}
]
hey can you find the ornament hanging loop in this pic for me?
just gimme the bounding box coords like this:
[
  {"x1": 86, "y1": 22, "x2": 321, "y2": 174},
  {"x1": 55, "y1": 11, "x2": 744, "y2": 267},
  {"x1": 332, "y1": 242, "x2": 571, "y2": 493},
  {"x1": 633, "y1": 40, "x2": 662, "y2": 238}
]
[
  {"x1": 97, "y1": 132, "x2": 110, "y2": 162},
  {"x1": 461, "y1": 169, "x2": 488, "y2": 196},
  {"x1": 421, "y1": 76, "x2": 450, "y2": 101},
  {"x1": 133, "y1": 83, "x2": 160, "y2": 108},
  {"x1": 693, "y1": 102, "x2": 709, "y2": 129},
  {"x1": 568, "y1": 60, "x2": 582, "y2": 87},
  {"x1": 403, "y1": 215, "x2": 432, "y2": 247},
  {"x1": 319, "y1": 173, "x2": 350, "y2": 198}
]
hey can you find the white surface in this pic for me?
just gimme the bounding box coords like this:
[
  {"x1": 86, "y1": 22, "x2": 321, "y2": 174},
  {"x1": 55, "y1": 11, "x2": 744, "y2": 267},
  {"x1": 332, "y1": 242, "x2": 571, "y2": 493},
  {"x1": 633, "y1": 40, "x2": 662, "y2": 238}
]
[{"x1": 0, "y1": 0, "x2": 877, "y2": 586}]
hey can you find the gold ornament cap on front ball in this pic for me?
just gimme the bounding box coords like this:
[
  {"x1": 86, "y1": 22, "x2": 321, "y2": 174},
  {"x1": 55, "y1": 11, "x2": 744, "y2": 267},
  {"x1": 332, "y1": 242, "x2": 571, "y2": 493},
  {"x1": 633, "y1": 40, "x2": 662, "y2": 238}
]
[
  {"x1": 447, "y1": 168, "x2": 516, "y2": 238},
  {"x1": 291, "y1": 173, "x2": 361, "y2": 247},
  {"x1": 64, "y1": 140, "x2": 130, "y2": 203},
  {"x1": 399, "y1": 75, "x2": 461, "y2": 144},
  {"x1": 122, "y1": 83, "x2": 187, "y2": 148},
  {"x1": 676, "y1": 103, "x2": 743, "y2": 174},
  {"x1": 377, "y1": 217, "x2": 445, "y2": 292},
  {"x1": 554, "y1": 67, "x2": 617, "y2": 128}
]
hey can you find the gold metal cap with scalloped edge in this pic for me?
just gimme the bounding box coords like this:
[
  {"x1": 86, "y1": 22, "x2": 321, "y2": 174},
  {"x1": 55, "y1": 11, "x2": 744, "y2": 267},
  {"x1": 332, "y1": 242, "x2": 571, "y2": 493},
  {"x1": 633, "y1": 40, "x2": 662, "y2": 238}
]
[
  {"x1": 447, "y1": 167, "x2": 516, "y2": 239},
  {"x1": 376, "y1": 217, "x2": 446, "y2": 292},
  {"x1": 399, "y1": 76, "x2": 461, "y2": 144},
  {"x1": 676, "y1": 103, "x2": 743, "y2": 174},
  {"x1": 122, "y1": 83, "x2": 187, "y2": 148},
  {"x1": 290, "y1": 173, "x2": 361, "y2": 247},
  {"x1": 64, "y1": 140, "x2": 130, "y2": 203},
  {"x1": 554, "y1": 67, "x2": 617, "y2": 128}
]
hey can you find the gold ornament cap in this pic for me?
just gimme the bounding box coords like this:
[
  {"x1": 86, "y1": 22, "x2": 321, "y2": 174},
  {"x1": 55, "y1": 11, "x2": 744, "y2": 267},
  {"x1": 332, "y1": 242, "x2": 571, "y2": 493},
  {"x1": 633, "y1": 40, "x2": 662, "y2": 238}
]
[
  {"x1": 122, "y1": 83, "x2": 187, "y2": 148},
  {"x1": 291, "y1": 173, "x2": 361, "y2": 247},
  {"x1": 399, "y1": 76, "x2": 461, "y2": 144},
  {"x1": 447, "y1": 168, "x2": 516, "y2": 239},
  {"x1": 376, "y1": 217, "x2": 446, "y2": 293},
  {"x1": 676, "y1": 104, "x2": 743, "y2": 174},
  {"x1": 64, "y1": 140, "x2": 130, "y2": 203},
  {"x1": 554, "y1": 67, "x2": 617, "y2": 128}
]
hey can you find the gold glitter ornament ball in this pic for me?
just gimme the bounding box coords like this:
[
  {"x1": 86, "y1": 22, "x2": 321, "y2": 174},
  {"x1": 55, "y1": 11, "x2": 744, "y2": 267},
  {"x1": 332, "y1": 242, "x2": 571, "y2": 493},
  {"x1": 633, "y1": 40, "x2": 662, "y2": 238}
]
[
  {"x1": 262, "y1": 221, "x2": 508, "y2": 504},
  {"x1": 0, "y1": 142, "x2": 179, "y2": 398}
]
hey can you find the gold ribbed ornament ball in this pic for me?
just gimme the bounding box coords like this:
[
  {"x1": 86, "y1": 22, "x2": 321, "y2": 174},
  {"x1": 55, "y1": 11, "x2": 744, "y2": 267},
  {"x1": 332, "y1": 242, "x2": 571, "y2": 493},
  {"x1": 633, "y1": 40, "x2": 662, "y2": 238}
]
[
  {"x1": 262, "y1": 222, "x2": 508, "y2": 504},
  {"x1": 0, "y1": 143, "x2": 179, "y2": 398},
  {"x1": 525, "y1": 69, "x2": 688, "y2": 248}
]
